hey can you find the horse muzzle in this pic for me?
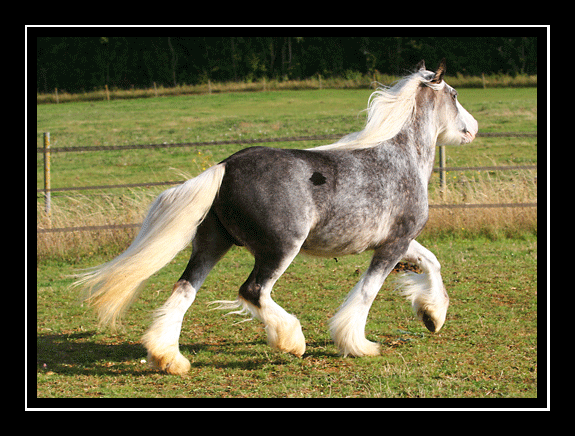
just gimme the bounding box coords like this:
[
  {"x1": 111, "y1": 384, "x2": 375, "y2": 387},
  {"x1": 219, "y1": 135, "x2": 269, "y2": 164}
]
[{"x1": 461, "y1": 130, "x2": 476, "y2": 144}]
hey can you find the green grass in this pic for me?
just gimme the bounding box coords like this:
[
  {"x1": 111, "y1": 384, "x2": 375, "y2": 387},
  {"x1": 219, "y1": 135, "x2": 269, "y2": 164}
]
[
  {"x1": 36, "y1": 87, "x2": 537, "y2": 189},
  {"x1": 36, "y1": 235, "x2": 537, "y2": 398},
  {"x1": 36, "y1": 90, "x2": 366, "y2": 189}
]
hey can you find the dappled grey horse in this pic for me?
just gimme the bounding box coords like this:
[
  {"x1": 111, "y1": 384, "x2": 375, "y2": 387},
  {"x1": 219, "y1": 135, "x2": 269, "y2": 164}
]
[{"x1": 75, "y1": 59, "x2": 478, "y2": 375}]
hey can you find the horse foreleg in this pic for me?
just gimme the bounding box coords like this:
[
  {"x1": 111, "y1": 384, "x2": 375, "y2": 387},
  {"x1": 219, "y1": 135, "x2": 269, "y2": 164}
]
[
  {"x1": 396, "y1": 239, "x2": 449, "y2": 333},
  {"x1": 329, "y1": 242, "x2": 409, "y2": 357}
]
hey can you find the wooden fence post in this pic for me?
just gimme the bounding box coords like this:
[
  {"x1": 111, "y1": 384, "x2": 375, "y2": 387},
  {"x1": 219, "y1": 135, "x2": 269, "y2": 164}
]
[{"x1": 43, "y1": 132, "x2": 51, "y2": 217}]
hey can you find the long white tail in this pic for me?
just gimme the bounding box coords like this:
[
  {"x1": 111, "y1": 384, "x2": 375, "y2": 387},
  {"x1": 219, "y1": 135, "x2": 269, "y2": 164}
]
[{"x1": 73, "y1": 163, "x2": 226, "y2": 328}]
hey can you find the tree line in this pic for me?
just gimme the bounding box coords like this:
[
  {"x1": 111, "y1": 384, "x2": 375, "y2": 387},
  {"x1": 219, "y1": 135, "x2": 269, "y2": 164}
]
[{"x1": 37, "y1": 37, "x2": 538, "y2": 94}]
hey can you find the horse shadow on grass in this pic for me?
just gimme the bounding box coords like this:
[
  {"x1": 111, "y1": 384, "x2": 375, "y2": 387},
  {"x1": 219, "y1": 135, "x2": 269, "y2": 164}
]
[
  {"x1": 36, "y1": 332, "x2": 341, "y2": 376},
  {"x1": 37, "y1": 331, "x2": 149, "y2": 376}
]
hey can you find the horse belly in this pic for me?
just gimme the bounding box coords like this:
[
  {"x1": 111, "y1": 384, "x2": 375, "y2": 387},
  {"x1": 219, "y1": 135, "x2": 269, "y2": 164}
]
[{"x1": 301, "y1": 211, "x2": 394, "y2": 257}]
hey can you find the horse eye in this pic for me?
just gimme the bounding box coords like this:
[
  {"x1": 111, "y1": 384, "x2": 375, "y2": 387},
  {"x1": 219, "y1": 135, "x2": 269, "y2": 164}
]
[{"x1": 452, "y1": 90, "x2": 458, "y2": 100}]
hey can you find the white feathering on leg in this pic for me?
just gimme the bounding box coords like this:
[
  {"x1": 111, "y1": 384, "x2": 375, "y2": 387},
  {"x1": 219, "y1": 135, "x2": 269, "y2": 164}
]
[
  {"x1": 394, "y1": 271, "x2": 448, "y2": 332},
  {"x1": 209, "y1": 299, "x2": 257, "y2": 324}
]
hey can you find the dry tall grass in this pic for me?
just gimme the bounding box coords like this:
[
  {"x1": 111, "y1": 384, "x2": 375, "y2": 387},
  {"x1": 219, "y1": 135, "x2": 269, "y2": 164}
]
[
  {"x1": 425, "y1": 169, "x2": 537, "y2": 238},
  {"x1": 37, "y1": 189, "x2": 158, "y2": 260},
  {"x1": 36, "y1": 73, "x2": 537, "y2": 105},
  {"x1": 36, "y1": 168, "x2": 537, "y2": 261}
]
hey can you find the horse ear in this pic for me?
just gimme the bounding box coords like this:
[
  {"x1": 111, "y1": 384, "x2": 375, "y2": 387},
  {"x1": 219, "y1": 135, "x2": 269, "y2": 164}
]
[
  {"x1": 431, "y1": 58, "x2": 446, "y2": 83},
  {"x1": 416, "y1": 60, "x2": 426, "y2": 71}
]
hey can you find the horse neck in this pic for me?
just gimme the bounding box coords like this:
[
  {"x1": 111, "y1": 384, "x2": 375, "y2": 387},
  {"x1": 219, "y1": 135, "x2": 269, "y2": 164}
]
[{"x1": 395, "y1": 106, "x2": 438, "y2": 182}]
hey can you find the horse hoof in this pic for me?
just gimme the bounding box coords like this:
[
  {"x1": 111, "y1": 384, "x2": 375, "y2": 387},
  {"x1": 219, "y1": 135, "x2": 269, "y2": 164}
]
[
  {"x1": 148, "y1": 350, "x2": 191, "y2": 375},
  {"x1": 266, "y1": 316, "x2": 306, "y2": 357},
  {"x1": 165, "y1": 354, "x2": 191, "y2": 375},
  {"x1": 422, "y1": 312, "x2": 437, "y2": 332}
]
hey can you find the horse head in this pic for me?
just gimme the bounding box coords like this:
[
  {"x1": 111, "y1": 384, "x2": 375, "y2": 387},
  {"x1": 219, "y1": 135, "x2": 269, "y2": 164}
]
[{"x1": 429, "y1": 59, "x2": 479, "y2": 146}]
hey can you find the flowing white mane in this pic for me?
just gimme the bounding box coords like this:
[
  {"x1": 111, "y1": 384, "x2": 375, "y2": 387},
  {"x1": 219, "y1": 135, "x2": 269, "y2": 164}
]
[{"x1": 310, "y1": 71, "x2": 445, "y2": 151}]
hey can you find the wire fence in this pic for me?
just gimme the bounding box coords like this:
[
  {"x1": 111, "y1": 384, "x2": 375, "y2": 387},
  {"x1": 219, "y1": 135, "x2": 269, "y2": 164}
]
[
  {"x1": 35, "y1": 131, "x2": 536, "y2": 155},
  {"x1": 36, "y1": 131, "x2": 537, "y2": 234}
]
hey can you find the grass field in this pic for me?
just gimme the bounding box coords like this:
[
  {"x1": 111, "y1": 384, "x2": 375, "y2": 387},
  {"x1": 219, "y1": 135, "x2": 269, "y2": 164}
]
[
  {"x1": 34, "y1": 85, "x2": 539, "y2": 400},
  {"x1": 36, "y1": 235, "x2": 537, "y2": 399},
  {"x1": 36, "y1": 87, "x2": 537, "y2": 186}
]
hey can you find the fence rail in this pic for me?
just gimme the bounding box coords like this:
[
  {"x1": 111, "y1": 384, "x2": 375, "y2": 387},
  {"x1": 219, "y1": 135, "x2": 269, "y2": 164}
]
[
  {"x1": 36, "y1": 131, "x2": 537, "y2": 154},
  {"x1": 37, "y1": 131, "x2": 537, "y2": 234},
  {"x1": 36, "y1": 180, "x2": 182, "y2": 193},
  {"x1": 37, "y1": 202, "x2": 539, "y2": 234},
  {"x1": 36, "y1": 165, "x2": 537, "y2": 194}
]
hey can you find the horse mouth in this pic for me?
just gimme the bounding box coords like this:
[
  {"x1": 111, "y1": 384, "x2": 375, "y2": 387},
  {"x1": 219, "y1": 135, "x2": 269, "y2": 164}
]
[{"x1": 461, "y1": 130, "x2": 476, "y2": 144}]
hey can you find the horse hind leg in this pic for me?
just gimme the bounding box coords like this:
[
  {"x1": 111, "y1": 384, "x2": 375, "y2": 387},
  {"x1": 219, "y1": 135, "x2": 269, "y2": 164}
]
[
  {"x1": 142, "y1": 212, "x2": 234, "y2": 375},
  {"x1": 142, "y1": 279, "x2": 197, "y2": 375},
  {"x1": 212, "y1": 244, "x2": 306, "y2": 357},
  {"x1": 395, "y1": 239, "x2": 449, "y2": 333}
]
